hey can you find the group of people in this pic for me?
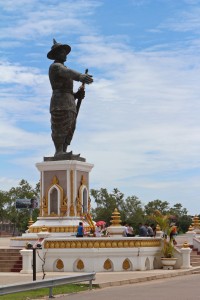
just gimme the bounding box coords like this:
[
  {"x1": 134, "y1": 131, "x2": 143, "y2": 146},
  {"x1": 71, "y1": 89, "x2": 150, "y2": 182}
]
[
  {"x1": 76, "y1": 222, "x2": 108, "y2": 237},
  {"x1": 76, "y1": 221, "x2": 177, "y2": 241},
  {"x1": 138, "y1": 223, "x2": 156, "y2": 237},
  {"x1": 123, "y1": 223, "x2": 156, "y2": 237}
]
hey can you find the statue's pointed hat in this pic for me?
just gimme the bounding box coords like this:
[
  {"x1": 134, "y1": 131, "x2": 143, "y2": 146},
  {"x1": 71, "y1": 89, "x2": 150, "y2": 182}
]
[{"x1": 47, "y1": 39, "x2": 71, "y2": 60}]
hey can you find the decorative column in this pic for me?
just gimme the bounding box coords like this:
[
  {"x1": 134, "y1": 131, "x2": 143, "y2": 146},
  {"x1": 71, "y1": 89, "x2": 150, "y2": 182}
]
[
  {"x1": 155, "y1": 224, "x2": 163, "y2": 237},
  {"x1": 180, "y1": 241, "x2": 192, "y2": 269},
  {"x1": 20, "y1": 250, "x2": 33, "y2": 274}
]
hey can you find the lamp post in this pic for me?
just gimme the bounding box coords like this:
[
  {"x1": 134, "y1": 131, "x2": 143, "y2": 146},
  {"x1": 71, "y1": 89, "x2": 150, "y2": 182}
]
[{"x1": 32, "y1": 247, "x2": 36, "y2": 281}]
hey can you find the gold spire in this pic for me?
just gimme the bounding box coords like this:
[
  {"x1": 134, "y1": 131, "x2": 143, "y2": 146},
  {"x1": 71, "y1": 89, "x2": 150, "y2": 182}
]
[{"x1": 110, "y1": 208, "x2": 122, "y2": 226}]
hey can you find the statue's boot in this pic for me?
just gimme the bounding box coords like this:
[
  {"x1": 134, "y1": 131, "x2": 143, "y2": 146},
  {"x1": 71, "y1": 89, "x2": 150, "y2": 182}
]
[
  {"x1": 52, "y1": 136, "x2": 65, "y2": 157},
  {"x1": 54, "y1": 146, "x2": 65, "y2": 156}
]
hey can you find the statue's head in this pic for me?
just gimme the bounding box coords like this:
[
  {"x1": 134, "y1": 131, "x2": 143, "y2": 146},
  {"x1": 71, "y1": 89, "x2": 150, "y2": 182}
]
[{"x1": 47, "y1": 39, "x2": 71, "y2": 60}]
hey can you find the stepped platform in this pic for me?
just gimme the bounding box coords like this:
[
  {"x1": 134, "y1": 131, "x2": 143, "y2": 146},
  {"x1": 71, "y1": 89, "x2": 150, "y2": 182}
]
[
  {"x1": 0, "y1": 248, "x2": 22, "y2": 272},
  {"x1": 190, "y1": 248, "x2": 200, "y2": 267}
]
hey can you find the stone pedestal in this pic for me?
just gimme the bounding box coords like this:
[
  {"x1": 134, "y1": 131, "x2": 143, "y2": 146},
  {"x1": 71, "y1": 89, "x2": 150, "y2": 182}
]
[
  {"x1": 31, "y1": 160, "x2": 94, "y2": 235},
  {"x1": 107, "y1": 225, "x2": 126, "y2": 237},
  {"x1": 18, "y1": 160, "x2": 94, "y2": 243},
  {"x1": 180, "y1": 247, "x2": 192, "y2": 269},
  {"x1": 20, "y1": 250, "x2": 34, "y2": 273}
]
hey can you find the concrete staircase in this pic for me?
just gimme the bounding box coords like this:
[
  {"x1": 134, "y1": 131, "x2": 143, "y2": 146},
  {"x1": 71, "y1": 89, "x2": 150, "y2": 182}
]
[
  {"x1": 0, "y1": 249, "x2": 22, "y2": 272},
  {"x1": 190, "y1": 247, "x2": 200, "y2": 273}
]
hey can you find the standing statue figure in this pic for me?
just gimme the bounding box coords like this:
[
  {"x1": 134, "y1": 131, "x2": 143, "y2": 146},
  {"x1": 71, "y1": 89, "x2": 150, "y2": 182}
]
[{"x1": 47, "y1": 39, "x2": 93, "y2": 157}]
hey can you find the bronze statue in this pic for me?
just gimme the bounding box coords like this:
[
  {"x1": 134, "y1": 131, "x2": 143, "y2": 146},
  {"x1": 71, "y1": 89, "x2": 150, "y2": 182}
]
[{"x1": 47, "y1": 39, "x2": 93, "y2": 158}]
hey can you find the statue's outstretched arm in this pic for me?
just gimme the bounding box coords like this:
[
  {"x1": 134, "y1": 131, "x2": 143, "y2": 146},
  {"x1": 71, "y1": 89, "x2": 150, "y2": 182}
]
[{"x1": 79, "y1": 73, "x2": 93, "y2": 84}]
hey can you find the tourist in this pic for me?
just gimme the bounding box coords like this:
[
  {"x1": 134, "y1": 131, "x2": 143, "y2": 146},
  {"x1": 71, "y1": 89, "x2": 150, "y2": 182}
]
[
  {"x1": 146, "y1": 224, "x2": 154, "y2": 237},
  {"x1": 123, "y1": 223, "x2": 128, "y2": 237},
  {"x1": 126, "y1": 224, "x2": 135, "y2": 237},
  {"x1": 76, "y1": 222, "x2": 84, "y2": 237},
  {"x1": 139, "y1": 223, "x2": 148, "y2": 237},
  {"x1": 95, "y1": 226, "x2": 102, "y2": 237},
  {"x1": 170, "y1": 223, "x2": 177, "y2": 245}
]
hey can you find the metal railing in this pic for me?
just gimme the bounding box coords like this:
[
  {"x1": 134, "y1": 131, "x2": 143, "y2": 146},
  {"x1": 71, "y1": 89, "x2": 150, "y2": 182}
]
[{"x1": 0, "y1": 272, "x2": 96, "y2": 298}]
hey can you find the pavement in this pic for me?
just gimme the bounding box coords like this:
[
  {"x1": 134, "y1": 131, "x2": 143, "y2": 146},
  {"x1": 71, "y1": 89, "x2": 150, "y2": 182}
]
[
  {"x1": 0, "y1": 268, "x2": 197, "y2": 288},
  {"x1": 0, "y1": 236, "x2": 199, "y2": 289}
]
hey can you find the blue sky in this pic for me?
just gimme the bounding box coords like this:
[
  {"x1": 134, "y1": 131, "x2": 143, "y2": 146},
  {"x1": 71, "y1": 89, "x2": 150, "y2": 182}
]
[{"x1": 0, "y1": 0, "x2": 200, "y2": 214}]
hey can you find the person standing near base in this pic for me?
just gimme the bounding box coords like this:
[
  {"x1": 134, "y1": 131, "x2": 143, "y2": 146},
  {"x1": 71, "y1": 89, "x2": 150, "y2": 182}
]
[{"x1": 76, "y1": 222, "x2": 84, "y2": 237}]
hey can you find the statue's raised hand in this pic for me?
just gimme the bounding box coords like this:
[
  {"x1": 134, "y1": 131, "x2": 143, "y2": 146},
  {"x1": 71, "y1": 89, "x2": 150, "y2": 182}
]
[{"x1": 79, "y1": 73, "x2": 93, "y2": 84}]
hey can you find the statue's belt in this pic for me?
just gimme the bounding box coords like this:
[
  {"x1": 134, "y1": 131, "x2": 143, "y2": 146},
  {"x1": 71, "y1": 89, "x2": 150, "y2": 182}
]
[{"x1": 53, "y1": 89, "x2": 73, "y2": 95}]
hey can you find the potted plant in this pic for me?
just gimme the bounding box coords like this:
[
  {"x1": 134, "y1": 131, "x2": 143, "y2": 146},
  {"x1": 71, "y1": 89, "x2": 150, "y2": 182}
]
[{"x1": 151, "y1": 210, "x2": 177, "y2": 268}]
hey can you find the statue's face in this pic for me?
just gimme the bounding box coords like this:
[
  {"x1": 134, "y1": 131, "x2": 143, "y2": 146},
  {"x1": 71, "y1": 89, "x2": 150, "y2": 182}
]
[{"x1": 55, "y1": 48, "x2": 67, "y2": 62}]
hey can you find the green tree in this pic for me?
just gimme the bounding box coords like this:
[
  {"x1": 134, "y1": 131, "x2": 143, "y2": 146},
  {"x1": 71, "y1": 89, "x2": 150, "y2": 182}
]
[
  {"x1": 169, "y1": 203, "x2": 191, "y2": 233},
  {"x1": 169, "y1": 203, "x2": 188, "y2": 218},
  {"x1": 0, "y1": 190, "x2": 11, "y2": 233},
  {"x1": 144, "y1": 199, "x2": 170, "y2": 216},
  {"x1": 90, "y1": 188, "x2": 125, "y2": 225},
  {"x1": 90, "y1": 188, "x2": 145, "y2": 231},
  {"x1": 120, "y1": 196, "x2": 145, "y2": 231},
  {"x1": 177, "y1": 215, "x2": 192, "y2": 233},
  {"x1": 7, "y1": 179, "x2": 40, "y2": 234}
]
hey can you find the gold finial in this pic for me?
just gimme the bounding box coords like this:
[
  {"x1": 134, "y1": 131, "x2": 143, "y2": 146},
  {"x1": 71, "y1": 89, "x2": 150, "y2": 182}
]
[
  {"x1": 110, "y1": 208, "x2": 122, "y2": 226},
  {"x1": 156, "y1": 224, "x2": 161, "y2": 231},
  {"x1": 182, "y1": 241, "x2": 190, "y2": 248},
  {"x1": 188, "y1": 225, "x2": 193, "y2": 231},
  {"x1": 191, "y1": 215, "x2": 200, "y2": 230}
]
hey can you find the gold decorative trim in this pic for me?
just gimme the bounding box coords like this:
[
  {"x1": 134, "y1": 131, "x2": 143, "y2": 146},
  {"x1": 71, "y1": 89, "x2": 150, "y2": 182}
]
[
  {"x1": 123, "y1": 259, "x2": 131, "y2": 270},
  {"x1": 56, "y1": 259, "x2": 64, "y2": 270},
  {"x1": 42, "y1": 196, "x2": 48, "y2": 216},
  {"x1": 41, "y1": 175, "x2": 68, "y2": 217},
  {"x1": 77, "y1": 175, "x2": 89, "y2": 216},
  {"x1": 44, "y1": 239, "x2": 161, "y2": 249},
  {"x1": 88, "y1": 197, "x2": 91, "y2": 213},
  {"x1": 104, "y1": 259, "x2": 112, "y2": 270},
  {"x1": 77, "y1": 259, "x2": 84, "y2": 270},
  {"x1": 10, "y1": 237, "x2": 38, "y2": 241},
  {"x1": 52, "y1": 175, "x2": 59, "y2": 184},
  {"x1": 76, "y1": 197, "x2": 82, "y2": 217},
  {"x1": 28, "y1": 225, "x2": 90, "y2": 234},
  {"x1": 70, "y1": 170, "x2": 75, "y2": 216},
  {"x1": 39, "y1": 177, "x2": 42, "y2": 216}
]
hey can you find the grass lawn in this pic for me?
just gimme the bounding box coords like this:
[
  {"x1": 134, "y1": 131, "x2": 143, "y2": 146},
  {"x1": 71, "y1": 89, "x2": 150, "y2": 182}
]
[{"x1": 0, "y1": 283, "x2": 95, "y2": 300}]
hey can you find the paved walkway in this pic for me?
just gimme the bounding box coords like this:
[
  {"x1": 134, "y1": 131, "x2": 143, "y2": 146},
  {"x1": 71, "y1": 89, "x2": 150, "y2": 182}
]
[{"x1": 0, "y1": 268, "x2": 197, "y2": 288}]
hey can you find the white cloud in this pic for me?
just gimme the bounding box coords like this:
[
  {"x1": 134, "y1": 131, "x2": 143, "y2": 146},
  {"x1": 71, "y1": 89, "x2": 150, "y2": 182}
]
[{"x1": 0, "y1": 0, "x2": 101, "y2": 40}]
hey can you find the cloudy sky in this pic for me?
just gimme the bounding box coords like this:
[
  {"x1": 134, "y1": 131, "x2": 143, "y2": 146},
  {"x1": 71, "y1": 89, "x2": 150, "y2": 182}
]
[{"x1": 0, "y1": 0, "x2": 200, "y2": 214}]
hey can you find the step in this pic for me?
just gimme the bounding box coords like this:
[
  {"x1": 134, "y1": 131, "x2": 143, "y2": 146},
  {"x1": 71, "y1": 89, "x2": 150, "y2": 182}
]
[
  {"x1": 190, "y1": 258, "x2": 200, "y2": 262},
  {"x1": 191, "y1": 262, "x2": 200, "y2": 267},
  {"x1": 192, "y1": 271, "x2": 200, "y2": 274},
  {"x1": 0, "y1": 267, "x2": 22, "y2": 272},
  {"x1": 0, "y1": 261, "x2": 22, "y2": 266},
  {"x1": 0, "y1": 248, "x2": 22, "y2": 272},
  {"x1": 0, "y1": 254, "x2": 22, "y2": 260}
]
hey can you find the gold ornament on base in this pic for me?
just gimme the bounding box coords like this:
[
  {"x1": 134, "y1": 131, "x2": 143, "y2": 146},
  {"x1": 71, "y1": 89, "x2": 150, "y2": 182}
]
[{"x1": 110, "y1": 208, "x2": 122, "y2": 226}]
